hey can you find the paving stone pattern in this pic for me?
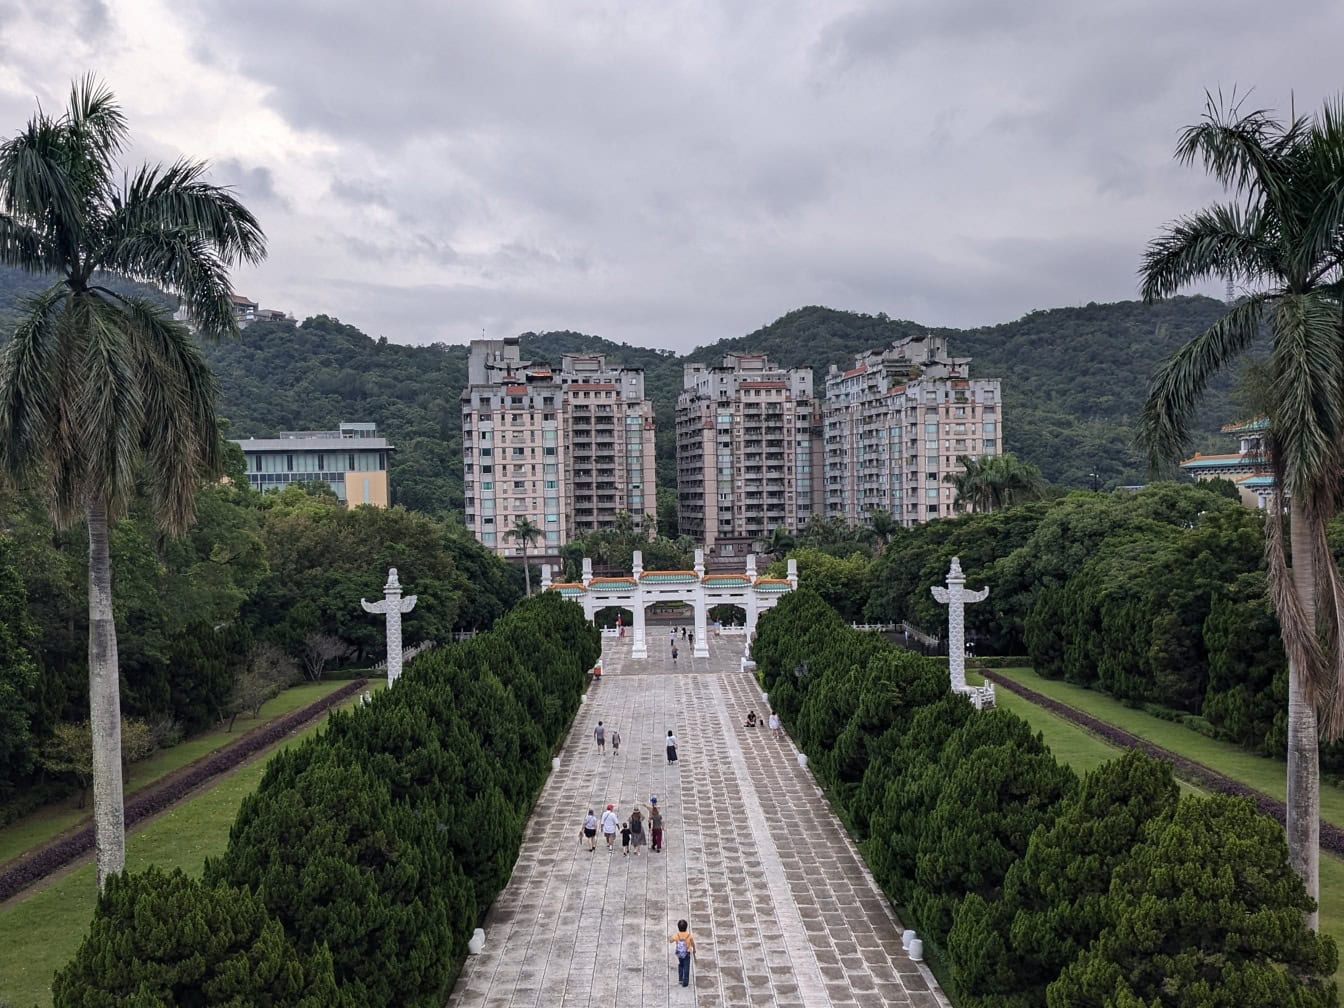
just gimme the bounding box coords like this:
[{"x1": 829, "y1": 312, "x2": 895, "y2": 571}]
[{"x1": 448, "y1": 632, "x2": 948, "y2": 1007}]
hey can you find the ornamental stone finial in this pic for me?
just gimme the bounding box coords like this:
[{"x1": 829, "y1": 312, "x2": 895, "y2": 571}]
[
  {"x1": 931, "y1": 557, "x2": 988, "y2": 694},
  {"x1": 361, "y1": 566, "x2": 418, "y2": 687}
]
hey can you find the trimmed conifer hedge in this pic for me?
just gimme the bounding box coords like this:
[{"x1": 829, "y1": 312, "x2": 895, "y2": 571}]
[
  {"x1": 55, "y1": 592, "x2": 600, "y2": 1008},
  {"x1": 754, "y1": 588, "x2": 1337, "y2": 1007}
]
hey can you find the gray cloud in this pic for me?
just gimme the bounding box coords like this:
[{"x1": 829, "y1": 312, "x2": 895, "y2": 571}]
[{"x1": 4, "y1": 0, "x2": 1343, "y2": 350}]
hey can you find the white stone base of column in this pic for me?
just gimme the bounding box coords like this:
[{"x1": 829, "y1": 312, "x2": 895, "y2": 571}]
[
  {"x1": 631, "y1": 639, "x2": 648, "y2": 659},
  {"x1": 693, "y1": 641, "x2": 709, "y2": 658}
]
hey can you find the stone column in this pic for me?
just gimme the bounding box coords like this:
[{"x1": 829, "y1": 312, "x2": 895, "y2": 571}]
[
  {"x1": 541, "y1": 563, "x2": 552, "y2": 591},
  {"x1": 692, "y1": 548, "x2": 709, "y2": 658},
  {"x1": 361, "y1": 567, "x2": 418, "y2": 688},
  {"x1": 631, "y1": 550, "x2": 648, "y2": 659},
  {"x1": 744, "y1": 554, "x2": 760, "y2": 656},
  {"x1": 930, "y1": 556, "x2": 988, "y2": 693}
]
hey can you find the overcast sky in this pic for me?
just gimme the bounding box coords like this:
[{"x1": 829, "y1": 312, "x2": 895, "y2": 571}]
[{"x1": 1, "y1": 0, "x2": 1340, "y2": 351}]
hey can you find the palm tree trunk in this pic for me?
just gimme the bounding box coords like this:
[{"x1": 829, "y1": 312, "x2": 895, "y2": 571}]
[
  {"x1": 522, "y1": 543, "x2": 531, "y2": 595},
  {"x1": 86, "y1": 497, "x2": 126, "y2": 891},
  {"x1": 1287, "y1": 498, "x2": 1320, "y2": 928}
]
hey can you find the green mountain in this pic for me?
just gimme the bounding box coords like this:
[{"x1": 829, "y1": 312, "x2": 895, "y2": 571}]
[{"x1": 0, "y1": 273, "x2": 1247, "y2": 513}]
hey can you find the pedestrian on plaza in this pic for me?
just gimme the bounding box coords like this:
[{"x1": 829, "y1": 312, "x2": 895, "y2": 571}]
[
  {"x1": 594, "y1": 720, "x2": 606, "y2": 753},
  {"x1": 672, "y1": 644, "x2": 678, "y2": 663},
  {"x1": 601, "y1": 803, "x2": 620, "y2": 852},
  {"x1": 669, "y1": 919, "x2": 697, "y2": 987},
  {"x1": 666, "y1": 730, "x2": 679, "y2": 765},
  {"x1": 648, "y1": 797, "x2": 664, "y2": 852},
  {"x1": 629, "y1": 805, "x2": 646, "y2": 855},
  {"x1": 681, "y1": 626, "x2": 687, "y2": 639},
  {"x1": 611, "y1": 727, "x2": 621, "y2": 754},
  {"x1": 620, "y1": 821, "x2": 631, "y2": 856},
  {"x1": 689, "y1": 630, "x2": 695, "y2": 649},
  {"x1": 579, "y1": 809, "x2": 598, "y2": 852},
  {"x1": 769, "y1": 712, "x2": 781, "y2": 737}
]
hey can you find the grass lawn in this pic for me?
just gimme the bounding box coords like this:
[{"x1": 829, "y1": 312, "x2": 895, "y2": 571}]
[
  {"x1": 0, "y1": 680, "x2": 352, "y2": 866},
  {"x1": 0, "y1": 684, "x2": 380, "y2": 1008},
  {"x1": 989, "y1": 667, "x2": 1344, "y2": 830},
  {"x1": 977, "y1": 669, "x2": 1344, "y2": 987}
]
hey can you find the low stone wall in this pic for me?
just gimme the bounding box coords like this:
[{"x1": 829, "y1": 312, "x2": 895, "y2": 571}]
[{"x1": 0, "y1": 679, "x2": 366, "y2": 903}]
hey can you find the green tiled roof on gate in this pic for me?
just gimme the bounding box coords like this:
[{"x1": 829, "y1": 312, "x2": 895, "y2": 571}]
[
  {"x1": 703, "y1": 574, "x2": 751, "y2": 587},
  {"x1": 548, "y1": 582, "x2": 587, "y2": 597},
  {"x1": 589, "y1": 576, "x2": 637, "y2": 587},
  {"x1": 639, "y1": 571, "x2": 699, "y2": 583},
  {"x1": 754, "y1": 578, "x2": 793, "y2": 593}
]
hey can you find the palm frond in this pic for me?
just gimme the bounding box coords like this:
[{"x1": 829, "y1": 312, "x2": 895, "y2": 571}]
[
  {"x1": 1140, "y1": 203, "x2": 1280, "y2": 302},
  {"x1": 111, "y1": 159, "x2": 266, "y2": 266},
  {"x1": 98, "y1": 226, "x2": 239, "y2": 336},
  {"x1": 66, "y1": 74, "x2": 128, "y2": 161},
  {"x1": 1175, "y1": 90, "x2": 1306, "y2": 217},
  {"x1": 115, "y1": 295, "x2": 219, "y2": 534},
  {"x1": 0, "y1": 115, "x2": 82, "y2": 258},
  {"x1": 75, "y1": 294, "x2": 142, "y2": 518},
  {"x1": 0, "y1": 212, "x2": 60, "y2": 274},
  {"x1": 1267, "y1": 292, "x2": 1344, "y2": 499},
  {"x1": 0, "y1": 284, "x2": 68, "y2": 476},
  {"x1": 1138, "y1": 295, "x2": 1268, "y2": 469}
]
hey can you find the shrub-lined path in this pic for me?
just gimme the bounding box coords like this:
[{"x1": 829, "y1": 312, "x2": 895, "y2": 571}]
[{"x1": 449, "y1": 633, "x2": 945, "y2": 1008}]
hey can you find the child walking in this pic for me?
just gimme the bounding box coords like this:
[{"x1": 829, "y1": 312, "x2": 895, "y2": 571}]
[{"x1": 620, "y1": 821, "x2": 631, "y2": 857}]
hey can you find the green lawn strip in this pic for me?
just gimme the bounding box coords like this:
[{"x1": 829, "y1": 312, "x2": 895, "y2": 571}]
[
  {"x1": 989, "y1": 667, "x2": 1344, "y2": 829},
  {"x1": 0, "y1": 680, "x2": 351, "y2": 866},
  {"x1": 974, "y1": 670, "x2": 1344, "y2": 987},
  {"x1": 0, "y1": 686, "x2": 376, "y2": 1008}
]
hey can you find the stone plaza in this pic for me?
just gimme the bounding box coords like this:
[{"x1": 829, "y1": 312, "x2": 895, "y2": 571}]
[{"x1": 447, "y1": 630, "x2": 948, "y2": 1007}]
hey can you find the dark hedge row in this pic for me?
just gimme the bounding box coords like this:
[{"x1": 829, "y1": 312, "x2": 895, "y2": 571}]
[
  {"x1": 0, "y1": 678, "x2": 366, "y2": 903},
  {"x1": 54, "y1": 592, "x2": 599, "y2": 1008},
  {"x1": 754, "y1": 589, "x2": 1337, "y2": 1007},
  {"x1": 981, "y1": 669, "x2": 1344, "y2": 855}
]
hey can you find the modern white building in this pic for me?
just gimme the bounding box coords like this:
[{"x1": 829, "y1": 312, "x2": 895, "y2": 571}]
[{"x1": 233, "y1": 422, "x2": 393, "y2": 507}]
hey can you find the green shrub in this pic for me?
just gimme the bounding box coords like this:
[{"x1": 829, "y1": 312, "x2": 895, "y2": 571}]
[{"x1": 53, "y1": 866, "x2": 342, "y2": 1008}]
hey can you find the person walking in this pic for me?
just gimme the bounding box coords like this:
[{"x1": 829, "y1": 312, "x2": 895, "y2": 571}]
[
  {"x1": 671, "y1": 643, "x2": 678, "y2": 664},
  {"x1": 620, "y1": 821, "x2": 631, "y2": 857},
  {"x1": 669, "y1": 919, "x2": 696, "y2": 987},
  {"x1": 594, "y1": 721, "x2": 606, "y2": 754},
  {"x1": 769, "y1": 712, "x2": 781, "y2": 738},
  {"x1": 648, "y1": 797, "x2": 664, "y2": 852},
  {"x1": 629, "y1": 805, "x2": 646, "y2": 855},
  {"x1": 611, "y1": 727, "x2": 621, "y2": 755},
  {"x1": 666, "y1": 730, "x2": 678, "y2": 765},
  {"x1": 601, "y1": 803, "x2": 620, "y2": 852},
  {"x1": 688, "y1": 630, "x2": 694, "y2": 649},
  {"x1": 579, "y1": 809, "x2": 598, "y2": 852}
]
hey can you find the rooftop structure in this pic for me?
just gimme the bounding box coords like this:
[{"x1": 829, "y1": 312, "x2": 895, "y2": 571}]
[{"x1": 1180, "y1": 417, "x2": 1275, "y2": 509}]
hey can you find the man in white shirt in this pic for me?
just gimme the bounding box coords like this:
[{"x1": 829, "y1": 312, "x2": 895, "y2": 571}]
[{"x1": 601, "y1": 804, "x2": 620, "y2": 851}]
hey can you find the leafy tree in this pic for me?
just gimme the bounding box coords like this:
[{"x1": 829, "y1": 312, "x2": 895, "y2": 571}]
[
  {"x1": 504, "y1": 515, "x2": 542, "y2": 594},
  {"x1": 946, "y1": 453, "x2": 1046, "y2": 513},
  {"x1": 1138, "y1": 94, "x2": 1344, "y2": 915},
  {"x1": 40, "y1": 719, "x2": 156, "y2": 809},
  {"x1": 768, "y1": 548, "x2": 872, "y2": 623},
  {"x1": 0, "y1": 534, "x2": 38, "y2": 805},
  {"x1": 0, "y1": 77, "x2": 264, "y2": 888},
  {"x1": 222, "y1": 644, "x2": 294, "y2": 730},
  {"x1": 53, "y1": 866, "x2": 342, "y2": 1008},
  {"x1": 1047, "y1": 795, "x2": 1337, "y2": 1007},
  {"x1": 301, "y1": 632, "x2": 351, "y2": 682},
  {"x1": 1203, "y1": 571, "x2": 1284, "y2": 751}
]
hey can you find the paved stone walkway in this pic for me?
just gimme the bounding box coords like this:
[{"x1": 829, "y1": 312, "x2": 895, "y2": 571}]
[{"x1": 448, "y1": 632, "x2": 948, "y2": 1007}]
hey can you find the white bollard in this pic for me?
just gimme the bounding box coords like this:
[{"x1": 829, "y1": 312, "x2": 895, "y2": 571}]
[
  {"x1": 552, "y1": 757, "x2": 560, "y2": 771},
  {"x1": 468, "y1": 928, "x2": 486, "y2": 955},
  {"x1": 797, "y1": 752, "x2": 808, "y2": 769},
  {"x1": 902, "y1": 929, "x2": 915, "y2": 950},
  {"x1": 909, "y1": 937, "x2": 924, "y2": 962}
]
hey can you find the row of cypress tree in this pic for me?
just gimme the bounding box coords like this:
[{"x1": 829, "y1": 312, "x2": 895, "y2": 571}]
[
  {"x1": 51, "y1": 591, "x2": 600, "y2": 1007},
  {"x1": 753, "y1": 588, "x2": 1338, "y2": 1006}
]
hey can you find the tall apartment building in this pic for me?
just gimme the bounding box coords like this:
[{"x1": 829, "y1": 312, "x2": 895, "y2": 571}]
[
  {"x1": 461, "y1": 338, "x2": 656, "y2": 558},
  {"x1": 233, "y1": 422, "x2": 393, "y2": 507},
  {"x1": 823, "y1": 334, "x2": 1003, "y2": 528},
  {"x1": 675, "y1": 353, "x2": 822, "y2": 553}
]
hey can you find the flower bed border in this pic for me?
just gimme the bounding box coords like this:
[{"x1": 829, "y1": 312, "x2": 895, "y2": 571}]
[
  {"x1": 982, "y1": 669, "x2": 1344, "y2": 854},
  {"x1": 0, "y1": 678, "x2": 367, "y2": 903}
]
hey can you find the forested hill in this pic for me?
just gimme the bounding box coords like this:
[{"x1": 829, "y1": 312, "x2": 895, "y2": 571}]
[{"x1": 0, "y1": 277, "x2": 1245, "y2": 513}]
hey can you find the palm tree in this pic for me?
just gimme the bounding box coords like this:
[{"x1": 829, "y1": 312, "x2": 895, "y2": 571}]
[
  {"x1": 0, "y1": 78, "x2": 265, "y2": 890},
  {"x1": 505, "y1": 516, "x2": 543, "y2": 594},
  {"x1": 867, "y1": 507, "x2": 899, "y2": 549},
  {"x1": 946, "y1": 453, "x2": 1044, "y2": 513},
  {"x1": 1139, "y1": 92, "x2": 1344, "y2": 923}
]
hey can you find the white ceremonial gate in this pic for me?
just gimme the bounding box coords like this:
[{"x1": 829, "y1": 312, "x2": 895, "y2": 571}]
[{"x1": 542, "y1": 548, "x2": 797, "y2": 659}]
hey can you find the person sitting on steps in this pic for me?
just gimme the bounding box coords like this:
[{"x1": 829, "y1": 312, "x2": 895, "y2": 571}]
[{"x1": 744, "y1": 711, "x2": 757, "y2": 728}]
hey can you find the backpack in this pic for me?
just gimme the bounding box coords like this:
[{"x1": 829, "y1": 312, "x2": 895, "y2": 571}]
[{"x1": 674, "y1": 937, "x2": 689, "y2": 959}]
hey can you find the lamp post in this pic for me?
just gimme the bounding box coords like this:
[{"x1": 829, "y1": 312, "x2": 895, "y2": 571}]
[{"x1": 1088, "y1": 472, "x2": 1101, "y2": 492}]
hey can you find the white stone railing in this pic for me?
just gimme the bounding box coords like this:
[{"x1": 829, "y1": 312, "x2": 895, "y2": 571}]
[
  {"x1": 956, "y1": 683, "x2": 996, "y2": 710},
  {"x1": 374, "y1": 640, "x2": 435, "y2": 671},
  {"x1": 900, "y1": 621, "x2": 940, "y2": 647},
  {"x1": 849, "y1": 622, "x2": 898, "y2": 633}
]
